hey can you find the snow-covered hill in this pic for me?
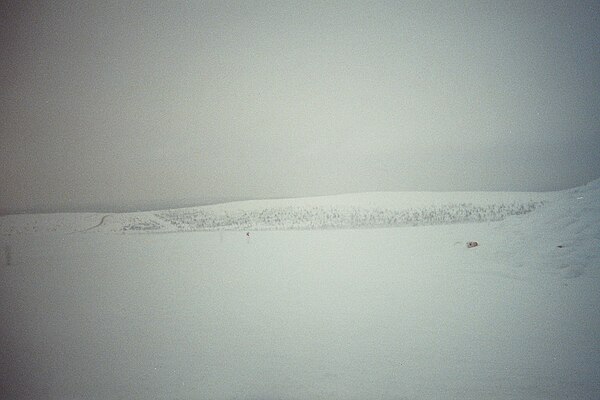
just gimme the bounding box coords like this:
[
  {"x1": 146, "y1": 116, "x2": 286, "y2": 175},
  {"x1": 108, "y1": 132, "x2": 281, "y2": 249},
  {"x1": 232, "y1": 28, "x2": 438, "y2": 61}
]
[{"x1": 0, "y1": 189, "x2": 554, "y2": 234}]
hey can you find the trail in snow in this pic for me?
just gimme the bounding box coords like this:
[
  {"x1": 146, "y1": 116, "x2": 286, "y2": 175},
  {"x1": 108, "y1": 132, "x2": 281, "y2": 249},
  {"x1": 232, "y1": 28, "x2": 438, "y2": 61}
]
[{"x1": 73, "y1": 214, "x2": 113, "y2": 233}]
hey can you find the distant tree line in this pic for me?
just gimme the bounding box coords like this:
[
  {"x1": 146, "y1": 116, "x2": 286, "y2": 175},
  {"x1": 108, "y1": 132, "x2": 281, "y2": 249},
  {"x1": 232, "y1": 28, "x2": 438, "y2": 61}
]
[{"x1": 148, "y1": 201, "x2": 542, "y2": 232}]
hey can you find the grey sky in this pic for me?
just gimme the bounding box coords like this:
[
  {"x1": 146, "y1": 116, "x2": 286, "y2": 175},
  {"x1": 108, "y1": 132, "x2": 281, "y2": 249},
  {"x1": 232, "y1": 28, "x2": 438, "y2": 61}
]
[{"x1": 1, "y1": 1, "x2": 599, "y2": 213}]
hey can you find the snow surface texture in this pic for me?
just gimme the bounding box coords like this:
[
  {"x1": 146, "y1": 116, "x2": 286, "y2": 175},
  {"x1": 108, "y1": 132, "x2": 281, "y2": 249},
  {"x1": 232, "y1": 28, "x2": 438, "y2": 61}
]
[{"x1": 0, "y1": 180, "x2": 599, "y2": 399}]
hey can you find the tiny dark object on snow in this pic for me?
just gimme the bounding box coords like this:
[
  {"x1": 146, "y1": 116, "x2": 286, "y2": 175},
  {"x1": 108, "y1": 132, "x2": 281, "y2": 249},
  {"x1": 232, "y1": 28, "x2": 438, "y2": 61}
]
[
  {"x1": 557, "y1": 245, "x2": 564, "y2": 248},
  {"x1": 466, "y1": 241, "x2": 479, "y2": 248}
]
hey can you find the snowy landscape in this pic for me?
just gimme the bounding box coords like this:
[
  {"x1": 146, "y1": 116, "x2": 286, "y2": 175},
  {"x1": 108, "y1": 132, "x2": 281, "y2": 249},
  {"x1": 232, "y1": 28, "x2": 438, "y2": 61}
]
[
  {"x1": 1, "y1": 179, "x2": 599, "y2": 399},
  {"x1": 3, "y1": 1, "x2": 600, "y2": 399}
]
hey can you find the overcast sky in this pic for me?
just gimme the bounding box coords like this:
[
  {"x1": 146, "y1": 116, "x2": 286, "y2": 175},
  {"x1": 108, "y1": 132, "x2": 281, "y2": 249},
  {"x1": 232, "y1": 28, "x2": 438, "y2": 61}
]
[{"x1": 1, "y1": 1, "x2": 599, "y2": 213}]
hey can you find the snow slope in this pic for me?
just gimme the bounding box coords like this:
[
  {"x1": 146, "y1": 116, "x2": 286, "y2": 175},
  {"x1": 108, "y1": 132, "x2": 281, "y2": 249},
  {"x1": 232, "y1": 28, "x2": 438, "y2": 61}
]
[
  {"x1": 0, "y1": 180, "x2": 599, "y2": 399},
  {"x1": 0, "y1": 190, "x2": 551, "y2": 234}
]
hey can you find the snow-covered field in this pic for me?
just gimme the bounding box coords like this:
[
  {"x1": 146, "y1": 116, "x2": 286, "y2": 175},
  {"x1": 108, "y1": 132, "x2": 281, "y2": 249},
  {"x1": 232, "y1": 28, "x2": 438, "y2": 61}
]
[{"x1": 1, "y1": 180, "x2": 599, "y2": 399}]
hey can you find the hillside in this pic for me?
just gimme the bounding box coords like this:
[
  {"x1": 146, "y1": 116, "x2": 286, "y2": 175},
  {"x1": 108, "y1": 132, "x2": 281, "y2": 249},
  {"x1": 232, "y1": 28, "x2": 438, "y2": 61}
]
[{"x1": 0, "y1": 189, "x2": 555, "y2": 235}]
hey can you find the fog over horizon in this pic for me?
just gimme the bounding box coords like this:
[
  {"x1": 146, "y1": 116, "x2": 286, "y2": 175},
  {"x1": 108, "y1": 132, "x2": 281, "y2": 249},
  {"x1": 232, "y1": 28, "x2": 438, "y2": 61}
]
[{"x1": 2, "y1": 1, "x2": 600, "y2": 214}]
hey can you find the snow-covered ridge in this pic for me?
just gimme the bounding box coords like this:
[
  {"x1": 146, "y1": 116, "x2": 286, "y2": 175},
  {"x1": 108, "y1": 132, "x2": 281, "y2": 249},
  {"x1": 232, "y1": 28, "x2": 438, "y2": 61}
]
[{"x1": 0, "y1": 187, "x2": 566, "y2": 235}]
